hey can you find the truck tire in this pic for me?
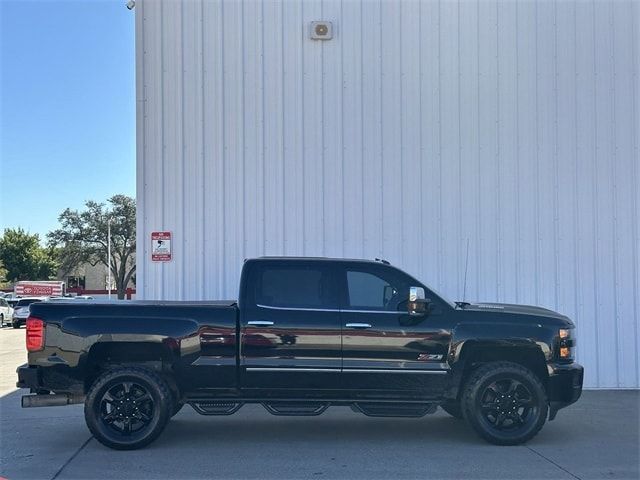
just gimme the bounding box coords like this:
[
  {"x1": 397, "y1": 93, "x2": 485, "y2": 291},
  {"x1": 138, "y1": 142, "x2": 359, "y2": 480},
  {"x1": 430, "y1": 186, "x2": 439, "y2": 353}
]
[
  {"x1": 84, "y1": 367, "x2": 172, "y2": 450},
  {"x1": 461, "y1": 361, "x2": 548, "y2": 446},
  {"x1": 440, "y1": 402, "x2": 464, "y2": 419},
  {"x1": 12, "y1": 321, "x2": 20, "y2": 329},
  {"x1": 0, "y1": 314, "x2": 4, "y2": 327}
]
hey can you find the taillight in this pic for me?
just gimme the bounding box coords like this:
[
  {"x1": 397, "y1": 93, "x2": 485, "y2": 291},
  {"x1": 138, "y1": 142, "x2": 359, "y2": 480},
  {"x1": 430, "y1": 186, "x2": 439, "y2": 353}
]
[{"x1": 26, "y1": 316, "x2": 45, "y2": 352}]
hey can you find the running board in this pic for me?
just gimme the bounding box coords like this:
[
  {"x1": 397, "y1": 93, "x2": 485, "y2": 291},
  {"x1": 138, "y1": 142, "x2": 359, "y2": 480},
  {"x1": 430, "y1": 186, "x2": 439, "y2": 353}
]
[
  {"x1": 189, "y1": 401, "x2": 243, "y2": 415},
  {"x1": 263, "y1": 402, "x2": 330, "y2": 416},
  {"x1": 352, "y1": 402, "x2": 438, "y2": 418}
]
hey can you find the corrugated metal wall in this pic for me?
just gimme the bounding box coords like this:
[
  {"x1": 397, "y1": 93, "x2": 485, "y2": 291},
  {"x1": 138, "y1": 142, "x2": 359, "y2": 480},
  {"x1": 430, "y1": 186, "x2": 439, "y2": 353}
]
[{"x1": 135, "y1": 0, "x2": 640, "y2": 389}]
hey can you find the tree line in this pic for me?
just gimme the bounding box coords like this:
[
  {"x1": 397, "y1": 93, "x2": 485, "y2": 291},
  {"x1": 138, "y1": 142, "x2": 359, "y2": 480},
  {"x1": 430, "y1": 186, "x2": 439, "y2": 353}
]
[{"x1": 0, "y1": 195, "x2": 136, "y2": 300}]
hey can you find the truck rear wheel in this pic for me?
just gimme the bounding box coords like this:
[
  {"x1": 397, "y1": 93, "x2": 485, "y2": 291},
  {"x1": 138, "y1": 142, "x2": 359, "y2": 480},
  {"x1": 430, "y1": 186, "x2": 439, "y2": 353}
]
[
  {"x1": 84, "y1": 367, "x2": 172, "y2": 450},
  {"x1": 461, "y1": 361, "x2": 548, "y2": 445}
]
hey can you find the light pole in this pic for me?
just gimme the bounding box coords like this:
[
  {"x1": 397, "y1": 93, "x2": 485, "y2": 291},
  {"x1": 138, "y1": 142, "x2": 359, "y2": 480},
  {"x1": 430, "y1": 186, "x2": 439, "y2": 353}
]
[{"x1": 107, "y1": 218, "x2": 112, "y2": 300}]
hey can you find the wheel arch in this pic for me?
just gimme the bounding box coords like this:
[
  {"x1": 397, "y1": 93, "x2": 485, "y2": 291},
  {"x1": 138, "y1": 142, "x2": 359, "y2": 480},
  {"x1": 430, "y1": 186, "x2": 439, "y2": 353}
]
[
  {"x1": 84, "y1": 341, "x2": 179, "y2": 394},
  {"x1": 448, "y1": 340, "x2": 549, "y2": 401}
]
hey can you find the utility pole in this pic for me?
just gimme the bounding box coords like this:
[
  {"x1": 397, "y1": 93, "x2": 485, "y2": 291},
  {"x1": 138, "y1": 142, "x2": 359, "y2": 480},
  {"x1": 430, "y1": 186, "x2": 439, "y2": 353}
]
[{"x1": 107, "y1": 218, "x2": 112, "y2": 300}]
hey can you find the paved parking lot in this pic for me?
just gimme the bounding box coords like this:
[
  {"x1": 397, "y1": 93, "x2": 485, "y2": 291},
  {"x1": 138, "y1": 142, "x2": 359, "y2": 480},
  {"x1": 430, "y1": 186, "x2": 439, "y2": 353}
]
[{"x1": 1, "y1": 327, "x2": 638, "y2": 480}]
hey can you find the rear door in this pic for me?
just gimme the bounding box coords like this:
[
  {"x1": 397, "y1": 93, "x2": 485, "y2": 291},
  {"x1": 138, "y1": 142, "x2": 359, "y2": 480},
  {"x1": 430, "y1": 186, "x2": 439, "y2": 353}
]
[
  {"x1": 240, "y1": 260, "x2": 342, "y2": 392},
  {"x1": 338, "y1": 263, "x2": 452, "y2": 397}
]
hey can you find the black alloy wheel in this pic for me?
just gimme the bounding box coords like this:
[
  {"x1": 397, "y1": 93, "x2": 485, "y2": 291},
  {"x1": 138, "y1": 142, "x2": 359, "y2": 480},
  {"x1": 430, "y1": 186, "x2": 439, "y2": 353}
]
[
  {"x1": 85, "y1": 367, "x2": 172, "y2": 450},
  {"x1": 461, "y1": 361, "x2": 548, "y2": 445},
  {"x1": 99, "y1": 381, "x2": 155, "y2": 436},
  {"x1": 477, "y1": 378, "x2": 536, "y2": 431}
]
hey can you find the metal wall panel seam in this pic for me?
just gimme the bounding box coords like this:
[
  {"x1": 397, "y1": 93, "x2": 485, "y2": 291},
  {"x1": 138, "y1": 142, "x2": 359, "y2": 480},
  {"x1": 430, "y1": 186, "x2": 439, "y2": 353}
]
[
  {"x1": 590, "y1": 0, "x2": 601, "y2": 386},
  {"x1": 135, "y1": 0, "x2": 145, "y2": 299},
  {"x1": 609, "y1": 1, "x2": 620, "y2": 386},
  {"x1": 632, "y1": 0, "x2": 640, "y2": 389}
]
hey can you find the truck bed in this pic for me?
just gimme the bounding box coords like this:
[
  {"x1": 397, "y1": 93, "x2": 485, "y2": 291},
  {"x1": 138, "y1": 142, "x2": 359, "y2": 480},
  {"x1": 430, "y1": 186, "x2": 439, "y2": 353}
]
[{"x1": 26, "y1": 300, "x2": 240, "y2": 394}]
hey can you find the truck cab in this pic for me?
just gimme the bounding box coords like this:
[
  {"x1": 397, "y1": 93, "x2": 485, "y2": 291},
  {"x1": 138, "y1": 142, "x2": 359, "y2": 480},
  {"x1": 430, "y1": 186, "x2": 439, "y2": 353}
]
[{"x1": 238, "y1": 258, "x2": 453, "y2": 397}]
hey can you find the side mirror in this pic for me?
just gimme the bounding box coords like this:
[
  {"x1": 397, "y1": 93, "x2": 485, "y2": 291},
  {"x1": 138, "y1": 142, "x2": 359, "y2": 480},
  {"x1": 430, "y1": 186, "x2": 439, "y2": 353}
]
[{"x1": 408, "y1": 286, "x2": 429, "y2": 316}]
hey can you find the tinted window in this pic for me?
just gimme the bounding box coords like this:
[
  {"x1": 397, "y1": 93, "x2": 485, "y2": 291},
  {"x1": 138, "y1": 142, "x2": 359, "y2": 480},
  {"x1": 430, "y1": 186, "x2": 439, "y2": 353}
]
[
  {"x1": 347, "y1": 272, "x2": 390, "y2": 308},
  {"x1": 346, "y1": 268, "x2": 411, "y2": 311},
  {"x1": 256, "y1": 267, "x2": 333, "y2": 308}
]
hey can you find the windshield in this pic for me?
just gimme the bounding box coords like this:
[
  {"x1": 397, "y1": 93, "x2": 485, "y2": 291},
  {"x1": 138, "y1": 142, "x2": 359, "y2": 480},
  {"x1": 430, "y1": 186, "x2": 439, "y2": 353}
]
[{"x1": 16, "y1": 299, "x2": 41, "y2": 307}]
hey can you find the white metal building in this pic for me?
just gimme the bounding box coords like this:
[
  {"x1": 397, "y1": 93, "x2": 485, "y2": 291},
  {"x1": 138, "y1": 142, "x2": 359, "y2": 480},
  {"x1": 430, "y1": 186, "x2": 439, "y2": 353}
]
[{"x1": 135, "y1": 0, "x2": 639, "y2": 389}]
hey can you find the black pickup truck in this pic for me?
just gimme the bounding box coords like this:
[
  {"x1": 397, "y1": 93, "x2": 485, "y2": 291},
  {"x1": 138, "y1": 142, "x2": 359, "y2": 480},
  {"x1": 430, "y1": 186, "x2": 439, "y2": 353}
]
[{"x1": 17, "y1": 257, "x2": 583, "y2": 450}]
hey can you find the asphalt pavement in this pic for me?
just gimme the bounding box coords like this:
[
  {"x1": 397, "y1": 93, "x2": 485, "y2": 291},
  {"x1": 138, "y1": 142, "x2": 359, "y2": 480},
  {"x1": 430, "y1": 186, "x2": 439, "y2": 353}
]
[{"x1": 1, "y1": 327, "x2": 638, "y2": 480}]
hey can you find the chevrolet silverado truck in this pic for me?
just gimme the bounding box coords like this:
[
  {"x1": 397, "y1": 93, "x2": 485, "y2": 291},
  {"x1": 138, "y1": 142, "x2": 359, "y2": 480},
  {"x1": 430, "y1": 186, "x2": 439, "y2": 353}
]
[{"x1": 17, "y1": 257, "x2": 583, "y2": 450}]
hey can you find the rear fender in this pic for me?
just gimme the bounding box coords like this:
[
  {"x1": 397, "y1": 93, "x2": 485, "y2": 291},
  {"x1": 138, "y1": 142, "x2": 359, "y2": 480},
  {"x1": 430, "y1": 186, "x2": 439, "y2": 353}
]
[{"x1": 34, "y1": 316, "x2": 199, "y2": 369}]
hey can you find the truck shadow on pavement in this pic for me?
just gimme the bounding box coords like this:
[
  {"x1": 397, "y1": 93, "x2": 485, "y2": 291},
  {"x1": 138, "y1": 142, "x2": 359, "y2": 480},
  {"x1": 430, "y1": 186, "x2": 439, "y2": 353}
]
[
  {"x1": 1, "y1": 388, "x2": 585, "y2": 451},
  {"x1": 159, "y1": 405, "x2": 499, "y2": 448}
]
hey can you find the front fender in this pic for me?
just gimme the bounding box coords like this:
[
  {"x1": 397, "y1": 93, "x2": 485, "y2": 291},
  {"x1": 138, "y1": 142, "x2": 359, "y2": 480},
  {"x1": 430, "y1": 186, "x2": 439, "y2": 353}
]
[{"x1": 444, "y1": 322, "x2": 555, "y2": 399}]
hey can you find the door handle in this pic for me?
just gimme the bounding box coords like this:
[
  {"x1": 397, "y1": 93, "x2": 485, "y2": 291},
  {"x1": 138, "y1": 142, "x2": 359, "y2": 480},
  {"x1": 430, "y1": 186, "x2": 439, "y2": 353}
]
[
  {"x1": 345, "y1": 323, "x2": 372, "y2": 329},
  {"x1": 247, "y1": 320, "x2": 274, "y2": 327}
]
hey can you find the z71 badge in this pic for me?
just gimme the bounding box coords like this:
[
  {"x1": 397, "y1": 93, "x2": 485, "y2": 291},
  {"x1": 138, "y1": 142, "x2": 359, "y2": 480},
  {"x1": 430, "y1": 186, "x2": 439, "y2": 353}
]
[{"x1": 418, "y1": 353, "x2": 443, "y2": 361}]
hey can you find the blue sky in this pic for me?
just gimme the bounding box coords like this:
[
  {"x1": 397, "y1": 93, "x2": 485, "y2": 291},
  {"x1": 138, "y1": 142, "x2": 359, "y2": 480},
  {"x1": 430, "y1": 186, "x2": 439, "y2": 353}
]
[{"x1": 1, "y1": 0, "x2": 135, "y2": 241}]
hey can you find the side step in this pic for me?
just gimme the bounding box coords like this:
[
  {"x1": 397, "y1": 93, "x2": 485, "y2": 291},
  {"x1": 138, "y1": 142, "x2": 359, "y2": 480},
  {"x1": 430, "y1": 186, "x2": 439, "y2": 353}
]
[
  {"x1": 263, "y1": 402, "x2": 329, "y2": 416},
  {"x1": 352, "y1": 402, "x2": 437, "y2": 418},
  {"x1": 189, "y1": 401, "x2": 243, "y2": 415}
]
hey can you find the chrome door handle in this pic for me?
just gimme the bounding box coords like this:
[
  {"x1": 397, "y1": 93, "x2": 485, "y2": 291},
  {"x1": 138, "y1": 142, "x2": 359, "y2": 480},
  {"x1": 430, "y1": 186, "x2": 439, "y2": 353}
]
[
  {"x1": 345, "y1": 323, "x2": 372, "y2": 329},
  {"x1": 247, "y1": 320, "x2": 274, "y2": 327}
]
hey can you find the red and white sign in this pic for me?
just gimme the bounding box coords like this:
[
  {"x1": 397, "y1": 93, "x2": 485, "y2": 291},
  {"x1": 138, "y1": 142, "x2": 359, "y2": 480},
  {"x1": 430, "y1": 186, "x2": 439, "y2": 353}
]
[
  {"x1": 151, "y1": 231, "x2": 172, "y2": 262},
  {"x1": 15, "y1": 281, "x2": 64, "y2": 297}
]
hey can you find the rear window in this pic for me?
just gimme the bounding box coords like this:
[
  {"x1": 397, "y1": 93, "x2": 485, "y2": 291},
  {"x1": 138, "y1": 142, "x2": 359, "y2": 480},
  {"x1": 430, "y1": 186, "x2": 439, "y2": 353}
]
[
  {"x1": 255, "y1": 266, "x2": 335, "y2": 309},
  {"x1": 16, "y1": 299, "x2": 40, "y2": 307}
]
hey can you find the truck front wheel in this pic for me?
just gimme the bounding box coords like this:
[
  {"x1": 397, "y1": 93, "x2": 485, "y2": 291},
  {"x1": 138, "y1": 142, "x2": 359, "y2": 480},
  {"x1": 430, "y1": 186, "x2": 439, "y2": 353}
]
[
  {"x1": 84, "y1": 367, "x2": 172, "y2": 450},
  {"x1": 461, "y1": 361, "x2": 548, "y2": 445}
]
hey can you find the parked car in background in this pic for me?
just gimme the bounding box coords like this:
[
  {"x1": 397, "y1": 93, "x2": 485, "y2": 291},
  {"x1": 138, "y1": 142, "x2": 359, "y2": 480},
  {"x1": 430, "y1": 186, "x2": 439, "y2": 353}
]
[
  {"x1": 6, "y1": 297, "x2": 21, "y2": 309},
  {"x1": 48, "y1": 296, "x2": 95, "y2": 302},
  {"x1": 11, "y1": 297, "x2": 47, "y2": 328},
  {"x1": 0, "y1": 297, "x2": 13, "y2": 327}
]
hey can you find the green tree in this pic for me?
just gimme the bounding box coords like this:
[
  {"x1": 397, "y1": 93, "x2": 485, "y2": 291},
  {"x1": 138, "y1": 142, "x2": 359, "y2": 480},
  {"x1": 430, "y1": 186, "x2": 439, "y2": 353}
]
[
  {"x1": 48, "y1": 195, "x2": 136, "y2": 300},
  {"x1": 0, "y1": 260, "x2": 9, "y2": 289},
  {"x1": 0, "y1": 228, "x2": 58, "y2": 282}
]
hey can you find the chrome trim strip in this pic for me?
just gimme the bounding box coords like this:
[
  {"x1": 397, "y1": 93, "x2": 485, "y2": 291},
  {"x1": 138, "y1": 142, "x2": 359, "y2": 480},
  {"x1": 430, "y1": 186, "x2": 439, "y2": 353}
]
[
  {"x1": 245, "y1": 367, "x2": 341, "y2": 372},
  {"x1": 191, "y1": 357, "x2": 237, "y2": 366},
  {"x1": 244, "y1": 367, "x2": 448, "y2": 374},
  {"x1": 341, "y1": 309, "x2": 405, "y2": 315},
  {"x1": 256, "y1": 304, "x2": 340, "y2": 313},
  {"x1": 345, "y1": 323, "x2": 372, "y2": 328},
  {"x1": 247, "y1": 320, "x2": 274, "y2": 326},
  {"x1": 343, "y1": 369, "x2": 449, "y2": 375},
  {"x1": 256, "y1": 304, "x2": 405, "y2": 315}
]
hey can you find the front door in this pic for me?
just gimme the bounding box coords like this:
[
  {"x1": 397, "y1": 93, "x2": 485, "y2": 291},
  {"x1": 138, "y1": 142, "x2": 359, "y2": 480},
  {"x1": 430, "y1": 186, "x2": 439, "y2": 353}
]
[
  {"x1": 338, "y1": 263, "x2": 452, "y2": 398},
  {"x1": 240, "y1": 261, "x2": 342, "y2": 393}
]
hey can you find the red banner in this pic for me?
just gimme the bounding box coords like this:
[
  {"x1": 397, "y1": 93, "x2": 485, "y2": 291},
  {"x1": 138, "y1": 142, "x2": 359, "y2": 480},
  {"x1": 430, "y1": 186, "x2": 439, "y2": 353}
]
[{"x1": 15, "y1": 282, "x2": 64, "y2": 297}]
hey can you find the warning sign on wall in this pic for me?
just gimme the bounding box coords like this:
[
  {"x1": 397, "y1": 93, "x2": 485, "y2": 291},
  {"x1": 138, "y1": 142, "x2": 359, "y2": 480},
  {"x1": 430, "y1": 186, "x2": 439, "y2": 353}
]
[{"x1": 151, "y1": 231, "x2": 172, "y2": 262}]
